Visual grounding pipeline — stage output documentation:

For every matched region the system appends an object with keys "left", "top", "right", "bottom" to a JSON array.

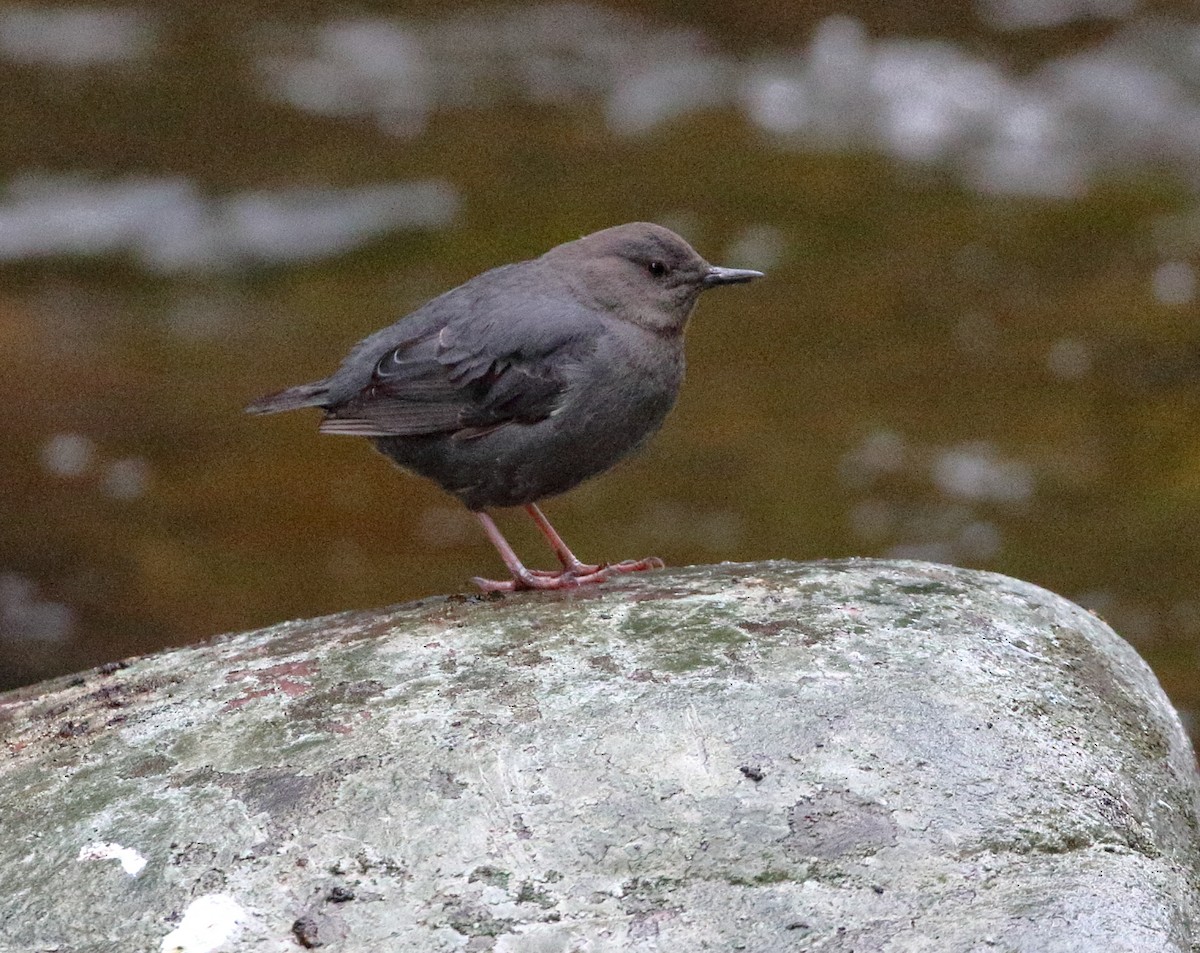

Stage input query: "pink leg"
[
  {"left": 524, "top": 504, "right": 664, "bottom": 578},
  {"left": 471, "top": 511, "right": 611, "bottom": 592},
  {"left": 524, "top": 504, "right": 601, "bottom": 574}
]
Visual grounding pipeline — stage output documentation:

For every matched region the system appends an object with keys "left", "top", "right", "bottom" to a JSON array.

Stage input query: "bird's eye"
[{"left": 648, "top": 261, "right": 668, "bottom": 277}]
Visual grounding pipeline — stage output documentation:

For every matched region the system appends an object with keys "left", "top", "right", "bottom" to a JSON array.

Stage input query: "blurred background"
[{"left": 1, "top": 0, "right": 1198, "bottom": 739}]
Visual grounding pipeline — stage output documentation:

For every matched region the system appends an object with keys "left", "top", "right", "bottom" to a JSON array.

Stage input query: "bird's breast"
[
  {"left": 569, "top": 326, "right": 682, "bottom": 411},
  {"left": 546, "top": 327, "right": 683, "bottom": 465}
]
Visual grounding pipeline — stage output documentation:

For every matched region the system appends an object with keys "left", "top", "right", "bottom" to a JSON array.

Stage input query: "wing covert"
[{"left": 319, "top": 282, "right": 594, "bottom": 439}]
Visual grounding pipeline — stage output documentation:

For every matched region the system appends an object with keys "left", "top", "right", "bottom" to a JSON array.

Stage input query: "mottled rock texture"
[{"left": 1, "top": 559, "right": 1197, "bottom": 953}]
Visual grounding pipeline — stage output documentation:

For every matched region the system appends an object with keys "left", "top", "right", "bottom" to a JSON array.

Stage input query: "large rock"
[{"left": 0, "top": 559, "right": 1197, "bottom": 952}]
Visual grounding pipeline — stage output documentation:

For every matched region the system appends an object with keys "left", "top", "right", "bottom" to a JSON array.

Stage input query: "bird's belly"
[{"left": 374, "top": 353, "right": 682, "bottom": 510}]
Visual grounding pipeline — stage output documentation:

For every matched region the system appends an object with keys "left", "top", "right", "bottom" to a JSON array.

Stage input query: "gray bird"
[{"left": 246, "top": 222, "right": 763, "bottom": 591}]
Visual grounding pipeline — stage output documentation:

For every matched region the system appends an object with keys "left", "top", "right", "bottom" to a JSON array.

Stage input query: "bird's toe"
[
  {"left": 471, "top": 575, "right": 521, "bottom": 593},
  {"left": 605, "top": 556, "right": 665, "bottom": 574}
]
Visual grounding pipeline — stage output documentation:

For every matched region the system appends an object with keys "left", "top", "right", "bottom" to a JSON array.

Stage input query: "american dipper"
[{"left": 246, "top": 222, "right": 763, "bottom": 591}]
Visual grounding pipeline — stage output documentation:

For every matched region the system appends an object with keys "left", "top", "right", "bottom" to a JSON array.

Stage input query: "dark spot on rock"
[
  {"left": 291, "top": 915, "right": 322, "bottom": 948},
  {"left": 588, "top": 654, "right": 620, "bottom": 675},
  {"left": 98, "top": 660, "right": 129, "bottom": 676},
  {"left": 740, "top": 764, "right": 766, "bottom": 782},
  {"left": 738, "top": 620, "right": 787, "bottom": 637},
  {"left": 482, "top": 644, "right": 551, "bottom": 667},
  {"left": 629, "top": 909, "right": 678, "bottom": 939},
  {"left": 223, "top": 688, "right": 274, "bottom": 711},
  {"left": 43, "top": 702, "right": 70, "bottom": 719},
  {"left": 94, "top": 685, "right": 125, "bottom": 709},
  {"left": 783, "top": 790, "right": 898, "bottom": 860},
  {"left": 430, "top": 769, "right": 467, "bottom": 799},
  {"left": 67, "top": 675, "right": 85, "bottom": 687},
  {"left": 872, "top": 885, "right": 885, "bottom": 894},
  {"left": 629, "top": 669, "right": 664, "bottom": 683},
  {"left": 170, "top": 842, "right": 218, "bottom": 867},
  {"left": 786, "top": 922, "right": 809, "bottom": 931},
  {"left": 326, "top": 611, "right": 402, "bottom": 646},
  {"left": 57, "top": 719, "right": 89, "bottom": 738},
  {"left": 237, "top": 769, "right": 321, "bottom": 821},
  {"left": 171, "top": 765, "right": 217, "bottom": 789},
  {"left": 740, "top": 619, "right": 827, "bottom": 646},
  {"left": 326, "top": 886, "right": 355, "bottom": 903},
  {"left": 468, "top": 866, "right": 510, "bottom": 889},
  {"left": 194, "top": 867, "right": 227, "bottom": 893},
  {"left": 124, "top": 675, "right": 182, "bottom": 696},
  {"left": 286, "top": 679, "right": 385, "bottom": 725},
  {"left": 729, "top": 869, "right": 794, "bottom": 886},
  {"left": 362, "top": 851, "right": 406, "bottom": 877},
  {"left": 515, "top": 881, "right": 552, "bottom": 906},
  {"left": 443, "top": 899, "right": 514, "bottom": 938}
]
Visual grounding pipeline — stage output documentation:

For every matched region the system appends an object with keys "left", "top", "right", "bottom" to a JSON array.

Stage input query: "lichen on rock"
[{"left": 0, "top": 559, "right": 1197, "bottom": 951}]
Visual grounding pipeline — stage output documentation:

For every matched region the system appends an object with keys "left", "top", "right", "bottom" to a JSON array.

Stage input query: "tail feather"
[{"left": 245, "top": 380, "right": 330, "bottom": 415}]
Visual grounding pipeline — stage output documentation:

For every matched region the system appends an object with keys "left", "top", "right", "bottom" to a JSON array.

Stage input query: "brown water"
[{"left": 1, "top": 1, "right": 1197, "bottom": 738}]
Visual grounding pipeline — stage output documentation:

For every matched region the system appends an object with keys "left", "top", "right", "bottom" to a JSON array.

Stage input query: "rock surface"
[{"left": 0, "top": 559, "right": 1197, "bottom": 952}]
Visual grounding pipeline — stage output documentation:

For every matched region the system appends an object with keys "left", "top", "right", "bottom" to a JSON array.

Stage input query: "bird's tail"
[{"left": 244, "top": 380, "right": 330, "bottom": 415}]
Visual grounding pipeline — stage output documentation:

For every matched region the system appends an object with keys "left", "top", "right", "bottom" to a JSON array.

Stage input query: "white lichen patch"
[
  {"left": 160, "top": 894, "right": 247, "bottom": 953},
  {"left": 77, "top": 840, "right": 147, "bottom": 876}
]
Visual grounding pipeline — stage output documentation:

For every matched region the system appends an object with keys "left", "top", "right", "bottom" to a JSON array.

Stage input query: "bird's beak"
[{"left": 703, "top": 266, "right": 765, "bottom": 287}]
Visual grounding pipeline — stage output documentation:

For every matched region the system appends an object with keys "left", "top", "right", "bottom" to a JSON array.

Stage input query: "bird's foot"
[
  {"left": 603, "top": 556, "right": 665, "bottom": 574},
  {"left": 530, "top": 556, "right": 663, "bottom": 578},
  {"left": 472, "top": 566, "right": 609, "bottom": 593},
  {"left": 471, "top": 556, "right": 664, "bottom": 593}
]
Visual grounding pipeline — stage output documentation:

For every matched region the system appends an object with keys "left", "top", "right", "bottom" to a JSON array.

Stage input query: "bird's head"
[{"left": 546, "top": 222, "right": 764, "bottom": 336}]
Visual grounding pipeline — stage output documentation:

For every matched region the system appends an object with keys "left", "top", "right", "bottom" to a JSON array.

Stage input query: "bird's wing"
[{"left": 319, "top": 281, "right": 593, "bottom": 439}]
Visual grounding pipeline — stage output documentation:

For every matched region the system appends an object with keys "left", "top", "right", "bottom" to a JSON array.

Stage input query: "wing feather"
[{"left": 319, "top": 274, "right": 594, "bottom": 438}]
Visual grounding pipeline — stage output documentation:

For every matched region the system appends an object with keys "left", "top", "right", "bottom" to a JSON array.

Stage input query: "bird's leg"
[
  {"left": 470, "top": 511, "right": 610, "bottom": 592},
  {"left": 523, "top": 504, "right": 601, "bottom": 576},
  {"left": 524, "top": 503, "right": 665, "bottom": 578}
]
